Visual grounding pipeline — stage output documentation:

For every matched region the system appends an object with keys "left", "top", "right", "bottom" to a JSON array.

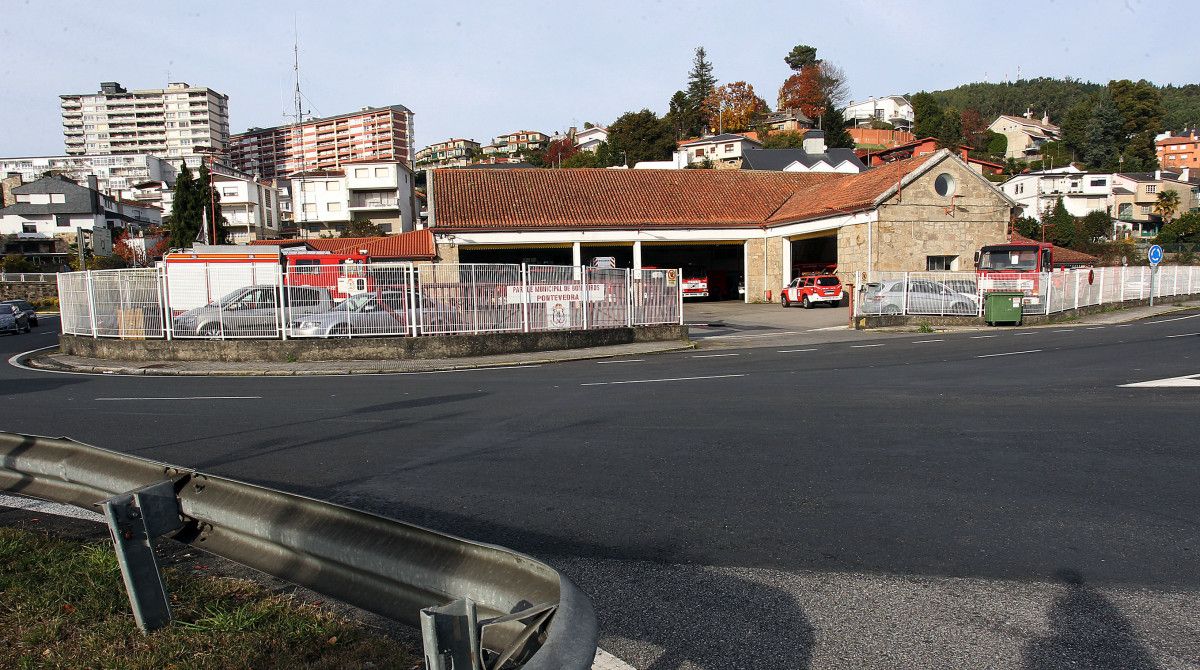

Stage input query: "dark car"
[
  {"left": 1, "top": 300, "right": 37, "bottom": 327},
  {"left": 1, "top": 303, "right": 31, "bottom": 334}
]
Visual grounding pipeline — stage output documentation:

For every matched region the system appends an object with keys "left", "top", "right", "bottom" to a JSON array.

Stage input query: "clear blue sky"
[{"left": 0, "top": 0, "right": 1193, "bottom": 156}]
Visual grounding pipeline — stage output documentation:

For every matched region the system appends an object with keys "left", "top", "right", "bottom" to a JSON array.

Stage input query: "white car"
[{"left": 860, "top": 279, "right": 978, "bottom": 316}]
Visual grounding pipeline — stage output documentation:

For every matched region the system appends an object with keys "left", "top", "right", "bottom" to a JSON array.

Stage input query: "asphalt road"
[{"left": 2, "top": 313, "right": 1199, "bottom": 669}]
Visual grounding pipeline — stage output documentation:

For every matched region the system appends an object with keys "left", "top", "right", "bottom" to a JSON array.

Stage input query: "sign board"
[
  {"left": 337, "top": 276, "right": 368, "bottom": 295},
  {"left": 1148, "top": 244, "right": 1164, "bottom": 266},
  {"left": 505, "top": 283, "right": 605, "bottom": 305},
  {"left": 545, "top": 300, "right": 572, "bottom": 329},
  {"left": 665, "top": 269, "right": 678, "bottom": 286},
  {"left": 91, "top": 227, "right": 113, "bottom": 256}
]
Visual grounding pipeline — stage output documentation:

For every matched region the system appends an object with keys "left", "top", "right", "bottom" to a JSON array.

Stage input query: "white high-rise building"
[{"left": 60, "top": 81, "right": 230, "bottom": 165}]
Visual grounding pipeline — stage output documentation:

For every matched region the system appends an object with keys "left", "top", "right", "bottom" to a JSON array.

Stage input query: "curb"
[{"left": 20, "top": 341, "right": 696, "bottom": 377}]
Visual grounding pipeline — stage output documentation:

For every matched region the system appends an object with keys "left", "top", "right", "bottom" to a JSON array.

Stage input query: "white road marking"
[
  {"left": 1052, "top": 329, "right": 1075, "bottom": 333},
  {"left": 703, "top": 331, "right": 797, "bottom": 340},
  {"left": 970, "top": 335, "right": 998, "bottom": 339},
  {"left": 1120, "top": 373, "right": 1200, "bottom": 388},
  {"left": 1014, "top": 332, "right": 1036, "bottom": 336},
  {"left": 692, "top": 353, "right": 740, "bottom": 358},
  {"left": 1166, "top": 332, "right": 1200, "bottom": 338},
  {"left": 977, "top": 349, "right": 1042, "bottom": 358},
  {"left": 912, "top": 339, "right": 944, "bottom": 343},
  {"left": 777, "top": 348, "right": 818, "bottom": 353},
  {"left": 806, "top": 326, "right": 848, "bottom": 332},
  {"left": 95, "top": 396, "right": 263, "bottom": 401},
  {"left": 850, "top": 344, "right": 884, "bottom": 348},
  {"left": 1114, "top": 324, "right": 1134, "bottom": 328},
  {"left": 581, "top": 374, "right": 746, "bottom": 387},
  {"left": 1085, "top": 326, "right": 1106, "bottom": 330},
  {"left": 597, "top": 359, "right": 644, "bottom": 364},
  {"left": 1145, "top": 313, "right": 1200, "bottom": 324}
]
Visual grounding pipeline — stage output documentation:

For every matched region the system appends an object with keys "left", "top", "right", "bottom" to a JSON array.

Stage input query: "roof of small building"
[
  {"left": 248, "top": 229, "right": 436, "bottom": 259},
  {"left": 740, "top": 148, "right": 865, "bottom": 172},
  {"left": 678, "top": 133, "right": 764, "bottom": 148},
  {"left": 431, "top": 151, "right": 971, "bottom": 232}
]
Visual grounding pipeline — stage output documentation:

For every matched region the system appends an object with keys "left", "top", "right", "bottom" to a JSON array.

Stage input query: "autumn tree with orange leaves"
[{"left": 705, "top": 81, "right": 770, "bottom": 133}]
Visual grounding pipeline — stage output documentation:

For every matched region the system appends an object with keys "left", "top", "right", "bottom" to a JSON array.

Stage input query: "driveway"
[{"left": 684, "top": 299, "right": 848, "bottom": 336}]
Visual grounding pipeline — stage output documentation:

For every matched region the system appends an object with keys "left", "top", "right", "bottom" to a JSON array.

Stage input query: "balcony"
[{"left": 348, "top": 192, "right": 398, "bottom": 209}]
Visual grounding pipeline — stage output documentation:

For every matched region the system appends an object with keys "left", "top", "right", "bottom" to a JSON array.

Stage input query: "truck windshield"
[{"left": 979, "top": 248, "right": 1038, "bottom": 271}]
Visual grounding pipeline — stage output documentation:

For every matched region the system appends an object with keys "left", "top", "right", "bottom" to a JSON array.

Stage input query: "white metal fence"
[
  {"left": 57, "top": 262, "right": 683, "bottom": 340},
  {"left": 854, "top": 265, "right": 1200, "bottom": 318}
]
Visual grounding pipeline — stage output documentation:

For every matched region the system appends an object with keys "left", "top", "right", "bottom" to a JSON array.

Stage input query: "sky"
[{"left": 0, "top": 0, "right": 1195, "bottom": 157}]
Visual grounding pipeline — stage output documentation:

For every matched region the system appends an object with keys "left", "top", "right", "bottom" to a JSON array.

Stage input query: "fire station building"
[{"left": 426, "top": 150, "right": 1016, "bottom": 301}]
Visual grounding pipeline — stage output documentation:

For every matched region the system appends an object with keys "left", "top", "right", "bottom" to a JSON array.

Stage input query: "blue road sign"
[{"left": 1148, "top": 245, "right": 1164, "bottom": 266}]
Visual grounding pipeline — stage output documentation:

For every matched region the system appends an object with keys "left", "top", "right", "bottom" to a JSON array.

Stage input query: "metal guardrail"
[
  {"left": 0, "top": 272, "right": 57, "bottom": 283},
  {"left": 0, "top": 432, "right": 597, "bottom": 669}
]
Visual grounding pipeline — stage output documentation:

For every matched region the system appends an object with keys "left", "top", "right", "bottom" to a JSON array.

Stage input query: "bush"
[{"left": 33, "top": 296, "right": 59, "bottom": 310}]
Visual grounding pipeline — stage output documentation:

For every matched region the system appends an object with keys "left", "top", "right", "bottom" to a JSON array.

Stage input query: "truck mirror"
[{"left": 973, "top": 251, "right": 980, "bottom": 267}]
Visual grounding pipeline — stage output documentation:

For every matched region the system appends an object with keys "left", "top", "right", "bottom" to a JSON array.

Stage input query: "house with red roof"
[{"left": 425, "top": 149, "right": 1016, "bottom": 301}]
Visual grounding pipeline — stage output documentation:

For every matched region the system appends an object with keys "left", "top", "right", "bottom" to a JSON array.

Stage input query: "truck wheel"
[
  {"left": 781, "top": 295, "right": 790, "bottom": 308},
  {"left": 802, "top": 296, "right": 812, "bottom": 309}
]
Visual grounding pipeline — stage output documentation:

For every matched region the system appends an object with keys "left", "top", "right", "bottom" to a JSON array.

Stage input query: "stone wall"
[
  {"left": 0, "top": 281, "right": 57, "bottom": 303},
  {"left": 58, "top": 324, "right": 689, "bottom": 363}
]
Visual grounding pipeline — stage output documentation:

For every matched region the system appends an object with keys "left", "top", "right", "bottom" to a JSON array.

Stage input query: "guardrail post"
[
  {"left": 101, "top": 479, "right": 184, "bottom": 632},
  {"left": 421, "top": 598, "right": 482, "bottom": 670}
]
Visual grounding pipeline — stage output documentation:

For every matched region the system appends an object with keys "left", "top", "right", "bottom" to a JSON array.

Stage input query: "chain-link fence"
[
  {"left": 854, "top": 266, "right": 1200, "bottom": 318},
  {"left": 56, "top": 262, "right": 684, "bottom": 340}
]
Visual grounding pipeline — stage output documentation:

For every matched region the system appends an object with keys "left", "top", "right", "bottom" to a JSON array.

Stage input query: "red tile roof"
[
  {"left": 433, "top": 168, "right": 844, "bottom": 231},
  {"left": 766, "top": 154, "right": 936, "bottom": 223},
  {"left": 246, "top": 229, "right": 436, "bottom": 259}
]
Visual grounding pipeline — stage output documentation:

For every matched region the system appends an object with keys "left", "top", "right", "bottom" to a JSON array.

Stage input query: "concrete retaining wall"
[
  {"left": 0, "top": 281, "right": 57, "bottom": 303},
  {"left": 60, "top": 325, "right": 688, "bottom": 363},
  {"left": 853, "top": 294, "right": 1200, "bottom": 329}
]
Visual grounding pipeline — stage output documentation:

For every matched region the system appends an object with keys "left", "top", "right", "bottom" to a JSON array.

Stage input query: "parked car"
[
  {"left": 172, "top": 285, "right": 334, "bottom": 337},
  {"left": 859, "top": 279, "right": 979, "bottom": 315},
  {"left": 290, "top": 288, "right": 465, "bottom": 337},
  {"left": 1, "top": 300, "right": 38, "bottom": 327},
  {"left": 1, "top": 303, "right": 31, "bottom": 334},
  {"left": 781, "top": 274, "right": 843, "bottom": 308}
]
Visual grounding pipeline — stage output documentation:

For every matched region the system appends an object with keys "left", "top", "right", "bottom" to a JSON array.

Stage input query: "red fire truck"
[{"left": 975, "top": 241, "right": 1055, "bottom": 306}]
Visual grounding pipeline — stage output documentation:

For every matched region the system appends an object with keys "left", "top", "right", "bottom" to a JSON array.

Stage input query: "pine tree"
[
  {"left": 819, "top": 100, "right": 854, "bottom": 149},
  {"left": 685, "top": 47, "right": 717, "bottom": 136},
  {"left": 1082, "top": 95, "right": 1125, "bottom": 170},
  {"left": 169, "top": 164, "right": 198, "bottom": 248},
  {"left": 196, "top": 165, "right": 229, "bottom": 244}
]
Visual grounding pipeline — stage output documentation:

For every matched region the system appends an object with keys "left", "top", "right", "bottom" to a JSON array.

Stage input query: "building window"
[
  {"left": 724, "top": 143, "right": 735, "bottom": 152},
  {"left": 222, "top": 187, "right": 237, "bottom": 196},
  {"left": 926, "top": 255, "right": 958, "bottom": 271},
  {"left": 302, "top": 203, "right": 316, "bottom": 214},
  {"left": 933, "top": 172, "right": 957, "bottom": 197},
  {"left": 355, "top": 168, "right": 368, "bottom": 178},
  {"left": 327, "top": 202, "right": 342, "bottom": 212},
  {"left": 1140, "top": 205, "right": 1152, "bottom": 215},
  {"left": 325, "top": 180, "right": 339, "bottom": 191},
  {"left": 301, "top": 182, "right": 315, "bottom": 192},
  {"left": 374, "top": 167, "right": 388, "bottom": 177},
  {"left": 1089, "top": 179, "right": 1106, "bottom": 187},
  {"left": 56, "top": 215, "right": 71, "bottom": 227},
  {"left": 1117, "top": 203, "right": 1132, "bottom": 219},
  {"left": 1146, "top": 185, "right": 1157, "bottom": 194},
  {"left": 695, "top": 148, "right": 706, "bottom": 157},
  {"left": 22, "top": 224, "right": 37, "bottom": 233},
  {"left": 50, "top": 194, "right": 65, "bottom": 204}
]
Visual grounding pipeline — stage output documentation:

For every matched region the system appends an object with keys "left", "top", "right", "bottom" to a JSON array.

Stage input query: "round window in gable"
[{"left": 934, "top": 172, "right": 957, "bottom": 197}]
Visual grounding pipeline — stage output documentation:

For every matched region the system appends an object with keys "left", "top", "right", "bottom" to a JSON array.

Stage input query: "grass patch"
[
  {"left": 915, "top": 322, "right": 935, "bottom": 333},
  {"left": 0, "top": 526, "right": 419, "bottom": 670}
]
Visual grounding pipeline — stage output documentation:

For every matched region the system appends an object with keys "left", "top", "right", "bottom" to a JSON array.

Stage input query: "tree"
[
  {"left": 777, "top": 66, "right": 826, "bottom": 120},
  {"left": 196, "top": 165, "right": 228, "bottom": 244},
  {"left": 1081, "top": 94, "right": 1125, "bottom": 170},
  {"left": 542, "top": 137, "right": 579, "bottom": 167},
  {"left": 1156, "top": 211, "right": 1200, "bottom": 244},
  {"left": 169, "top": 164, "right": 199, "bottom": 248},
  {"left": 1013, "top": 216, "right": 1041, "bottom": 239},
  {"left": 2, "top": 253, "right": 35, "bottom": 273},
  {"left": 342, "top": 214, "right": 386, "bottom": 238},
  {"left": 685, "top": 47, "right": 718, "bottom": 137},
  {"left": 607, "top": 110, "right": 676, "bottom": 166},
  {"left": 911, "top": 92, "right": 945, "bottom": 139},
  {"left": 984, "top": 131, "right": 1008, "bottom": 157},
  {"left": 1154, "top": 189, "right": 1181, "bottom": 223},
  {"left": 762, "top": 130, "right": 807, "bottom": 149},
  {"left": 1043, "top": 197, "right": 1076, "bottom": 248},
  {"left": 1109, "top": 78, "right": 1164, "bottom": 169},
  {"left": 820, "top": 101, "right": 854, "bottom": 149},
  {"left": 960, "top": 108, "right": 989, "bottom": 149},
  {"left": 665, "top": 90, "right": 696, "bottom": 141},
  {"left": 936, "top": 105, "right": 963, "bottom": 148},
  {"left": 1079, "top": 210, "right": 1112, "bottom": 242},
  {"left": 706, "top": 81, "right": 769, "bottom": 133},
  {"left": 784, "top": 44, "right": 819, "bottom": 71}
]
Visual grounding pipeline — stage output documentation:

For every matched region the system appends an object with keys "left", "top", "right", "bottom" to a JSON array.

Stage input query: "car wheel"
[
  {"left": 197, "top": 323, "right": 222, "bottom": 338},
  {"left": 883, "top": 304, "right": 901, "bottom": 315},
  {"left": 30, "top": 318, "right": 38, "bottom": 328},
  {"left": 328, "top": 323, "right": 351, "bottom": 337},
  {"left": 950, "top": 302, "right": 971, "bottom": 315},
  {"left": 802, "top": 296, "right": 812, "bottom": 309},
  {"left": 781, "top": 295, "right": 790, "bottom": 308}
]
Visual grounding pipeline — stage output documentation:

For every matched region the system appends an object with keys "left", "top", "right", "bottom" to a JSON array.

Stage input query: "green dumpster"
[{"left": 985, "top": 292, "right": 1024, "bottom": 326}]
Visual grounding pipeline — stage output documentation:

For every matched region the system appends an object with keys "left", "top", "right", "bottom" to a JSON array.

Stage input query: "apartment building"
[
  {"left": 1111, "top": 171, "right": 1198, "bottom": 238},
  {"left": 1157, "top": 129, "right": 1200, "bottom": 170},
  {"left": 481, "top": 130, "right": 548, "bottom": 157},
  {"left": 229, "top": 105, "right": 414, "bottom": 180},
  {"left": 290, "top": 161, "right": 416, "bottom": 238},
  {"left": 1000, "top": 168, "right": 1112, "bottom": 218},
  {"left": 0, "top": 153, "right": 176, "bottom": 198},
  {"left": 414, "top": 139, "right": 480, "bottom": 169},
  {"left": 843, "top": 96, "right": 914, "bottom": 131},
  {"left": 60, "top": 82, "right": 230, "bottom": 164}
]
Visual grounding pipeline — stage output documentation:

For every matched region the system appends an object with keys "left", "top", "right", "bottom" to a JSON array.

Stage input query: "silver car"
[
  {"left": 291, "top": 288, "right": 465, "bottom": 337},
  {"left": 173, "top": 285, "right": 333, "bottom": 337},
  {"left": 860, "top": 279, "right": 979, "bottom": 316}
]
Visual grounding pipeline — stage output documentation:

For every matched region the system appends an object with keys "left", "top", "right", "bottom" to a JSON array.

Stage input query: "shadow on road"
[{"left": 1023, "top": 568, "right": 1159, "bottom": 670}]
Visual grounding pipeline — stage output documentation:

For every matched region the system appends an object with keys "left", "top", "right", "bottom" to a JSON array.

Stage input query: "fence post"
[
  {"left": 84, "top": 270, "right": 98, "bottom": 338},
  {"left": 1073, "top": 270, "right": 1080, "bottom": 310},
  {"left": 160, "top": 266, "right": 172, "bottom": 341},
  {"left": 902, "top": 271, "right": 910, "bottom": 315},
  {"left": 1120, "top": 266, "right": 1126, "bottom": 302},
  {"left": 277, "top": 265, "right": 288, "bottom": 341},
  {"left": 410, "top": 265, "right": 421, "bottom": 337},
  {"left": 470, "top": 265, "right": 479, "bottom": 334},
  {"left": 520, "top": 264, "right": 530, "bottom": 333},
  {"left": 1139, "top": 266, "right": 1146, "bottom": 301},
  {"left": 678, "top": 267, "right": 684, "bottom": 326},
  {"left": 581, "top": 266, "right": 590, "bottom": 330},
  {"left": 625, "top": 268, "right": 633, "bottom": 328}
]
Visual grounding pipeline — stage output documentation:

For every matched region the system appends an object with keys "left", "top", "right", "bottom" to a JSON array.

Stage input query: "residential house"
[
  {"left": 863, "top": 138, "right": 1004, "bottom": 175},
  {"left": 988, "top": 110, "right": 1061, "bottom": 158},
  {"left": 762, "top": 108, "right": 813, "bottom": 132},
  {"left": 574, "top": 126, "right": 609, "bottom": 152},
  {"left": 843, "top": 96, "right": 914, "bottom": 131},
  {"left": 289, "top": 161, "right": 416, "bottom": 238},
  {"left": 415, "top": 139, "right": 481, "bottom": 169},
  {"left": 481, "top": 130, "right": 549, "bottom": 158},
  {"left": 1111, "top": 170, "right": 1198, "bottom": 238},
  {"left": 425, "top": 150, "right": 1015, "bottom": 300},
  {"left": 1000, "top": 167, "right": 1113, "bottom": 218},
  {"left": 677, "top": 133, "right": 764, "bottom": 167},
  {"left": 740, "top": 131, "right": 865, "bottom": 173},
  {"left": 1157, "top": 129, "right": 1200, "bottom": 171},
  {"left": 0, "top": 153, "right": 177, "bottom": 198}
]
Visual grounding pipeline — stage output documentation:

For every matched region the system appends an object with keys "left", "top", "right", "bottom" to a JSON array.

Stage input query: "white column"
[
  {"left": 781, "top": 237, "right": 793, "bottom": 288},
  {"left": 571, "top": 241, "right": 582, "bottom": 267},
  {"left": 632, "top": 240, "right": 642, "bottom": 270}
]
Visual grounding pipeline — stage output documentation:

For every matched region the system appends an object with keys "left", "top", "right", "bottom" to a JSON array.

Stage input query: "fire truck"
[
  {"left": 974, "top": 241, "right": 1056, "bottom": 306},
  {"left": 680, "top": 265, "right": 709, "bottom": 299}
]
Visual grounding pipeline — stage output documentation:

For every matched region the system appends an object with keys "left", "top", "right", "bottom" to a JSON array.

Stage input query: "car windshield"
[
  {"left": 980, "top": 248, "right": 1038, "bottom": 271},
  {"left": 816, "top": 277, "right": 840, "bottom": 287},
  {"left": 212, "top": 288, "right": 257, "bottom": 307},
  {"left": 333, "top": 293, "right": 376, "bottom": 312}
]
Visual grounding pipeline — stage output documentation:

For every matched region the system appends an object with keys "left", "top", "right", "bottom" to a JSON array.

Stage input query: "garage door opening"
[
  {"left": 641, "top": 243, "right": 744, "bottom": 301},
  {"left": 790, "top": 235, "right": 837, "bottom": 276}
]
